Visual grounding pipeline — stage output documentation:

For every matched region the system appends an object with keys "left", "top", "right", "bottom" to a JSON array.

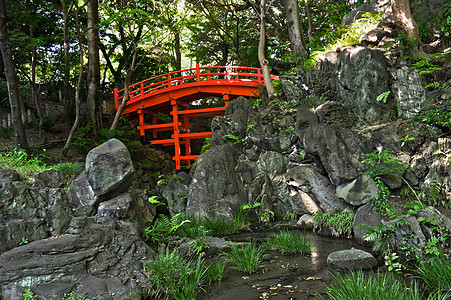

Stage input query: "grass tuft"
[
  {"left": 321, "top": 270, "right": 423, "bottom": 300},
  {"left": 417, "top": 252, "right": 451, "bottom": 295},
  {"left": 266, "top": 230, "right": 311, "bottom": 254},
  {"left": 223, "top": 241, "right": 264, "bottom": 273},
  {"left": 143, "top": 246, "right": 207, "bottom": 300}
]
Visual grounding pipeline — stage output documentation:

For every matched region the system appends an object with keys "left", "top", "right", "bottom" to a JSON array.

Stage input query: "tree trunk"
[
  {"left": 61, "top": 0, "right": 70, "bottom": 104},
  {"left": 110, "top": 41, "right": 137, "bottom": 132},
  {"left": 304, "top": 0, "right": 313, "bottom": 43},
  {"left": 30, "top": 25, "right": 43, "bottom": 138},
  {"left": 258, "top": 0, "right": 274, "bottom": 98},
  {"left": 87, "top": 0, "right": 101, "bottom": 129},
  {"left": 174, "top": 31, "right": 182, "bottom": 70},
  {"left": 391, "top": 0, "right": 423, "bottom": 55},
  {"left": 0, "top": 0, "right": 28, "bottom": 150},
  {"left": 285, "top": 0, "right": 307, "bottom": 57},
  {"left": 62, "top": 3, "right": 83, "bottom": 158}
]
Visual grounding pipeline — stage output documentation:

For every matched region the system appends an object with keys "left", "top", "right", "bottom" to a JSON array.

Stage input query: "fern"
[
  {"left": 429, "top": 181, "right": 441, "bottom": 206},
  {"left": 376, "top": 91, "right": 391, "bottom": 103}
]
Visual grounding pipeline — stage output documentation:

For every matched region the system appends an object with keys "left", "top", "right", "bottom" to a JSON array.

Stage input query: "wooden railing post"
[
  {"left": 140, "top": 82, "right": 144, "bottom": 97},
  {"left": 196, "top": 63, "right": 200, "bottom": 83},
  {"left": 168, "top": 73, "right": 171, "bottom": 89},
  {"left": 113, "top": 88, "right": 118, "bottom": 109}
]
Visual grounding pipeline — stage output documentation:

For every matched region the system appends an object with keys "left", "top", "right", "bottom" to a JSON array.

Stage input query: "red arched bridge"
[{"left": 114, "top": 64, "right": 277, "bottom": 169}]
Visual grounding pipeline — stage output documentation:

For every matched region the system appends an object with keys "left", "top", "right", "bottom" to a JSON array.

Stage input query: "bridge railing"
[{"left": 114, "top": 64, "right": 269, "bottom": 110}]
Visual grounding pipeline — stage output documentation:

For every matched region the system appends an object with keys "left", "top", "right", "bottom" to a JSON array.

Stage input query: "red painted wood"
[{"left": 114, "top": 64, "right": 277, "bottom": 169}]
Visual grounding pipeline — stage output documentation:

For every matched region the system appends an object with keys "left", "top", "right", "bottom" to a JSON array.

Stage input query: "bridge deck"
[{"left": 114, "top": 64, "right": 275, "bottom": 169}]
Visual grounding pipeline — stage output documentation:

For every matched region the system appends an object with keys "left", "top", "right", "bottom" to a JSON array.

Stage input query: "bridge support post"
[
  {"left": 137, "top": 109, "right": 145, "bottom": 137},
  {"left": 171, "top": 99, "right": 181, "bottom": 170}
]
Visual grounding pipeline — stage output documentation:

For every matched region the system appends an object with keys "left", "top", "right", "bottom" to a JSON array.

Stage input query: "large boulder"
[
  {"left": 187, "top": 143, "right": 247, "bottom": 220},
  {"left": 336, "top": 175, "right": 377, "bottom": 206},
  {"left": 327, "top": 249, "right": 377, "bottom": 270},
  {"left": 300, "top": 124, "right": 370, "bottom": 185},
  {"left": 85, "top": 138, "right": 135, "bottom": 200},
  {"left": 0, "top": 217, "right": 154, "bottom": 300},
  {"left": 156, "top": 176, "right": 189, "bottom": 216},
  {"left": 353, "top": 203, "right": 383, "bottom": 246},
  {"left": 70, "top": 139, "right": 135, "bottom": 208}
]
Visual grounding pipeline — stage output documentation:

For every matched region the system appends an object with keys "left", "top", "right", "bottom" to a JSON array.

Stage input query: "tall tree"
[
  {"left": 284, "top": 0, "right": 307, "bottom": 57},
  {"left": 87, "top": 0, "right": 101, "bottom": 128},
  {"left": 258, "top": 0, "right": 274, "bottom": 97},
  {"left": 391, "top": 0, "right": 423, "bottom": 55},
  {"left": 0, "top": 0, "right": 28, "bottom": 149}
]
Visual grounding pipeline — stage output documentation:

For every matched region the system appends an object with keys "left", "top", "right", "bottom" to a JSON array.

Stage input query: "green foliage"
[
  {"left": 368, "top": 178, "right": 400, "bottom": 219},
  {"left": 204, "top": 259, "right": 225, "bottom": 284},
  {"left": 223, "top": 241, "right": 264, "bottom": 273},
  {"left": 417, "top": 252, "right": 451, "bottom": 295},
  {"left": 361, "top": 150, "right": 411, "bottom": 178},
  {"left": 399, "top": 135, "right": 415, "bottom": 147},
  {"left": 188, "top": 237, "right": 208, "bottom": 255},
  {"left": 321, "top": 270, "right": 423, "bottom": 300},
  {"left": 313, "top": 208, "right": 355, "bottom": 236},
  {"left": 0, "top": 127, "right": 13, "bottom": 139},
  {"left": 52, "top": 162, "right": 84, "bottom": 176},
  {"left": 224, "top": 134, "right": 244, "bottom": 144},
  {"left": 19, "top": 288, "right": 93, "bottom": 300},
  {"left": 265, "top": 230, "right": 311, "bottom": 254},
  {"left": 143, "top": 246, "right": 207, "bottom": 300},
  {"left": 200, "top": 137, "right": 212, "bottom": 154},
  {"left": 148, "top": 195, "right": 167, "bottom": 209},
  {"left": 376, "top": 91, "right": 391, "bottom": 103},
  {"left": 144, "top": 213, "right": 191, "bottom": 243},
  {"left": 439, "top": 4, "right": 451, "bottom": 36},
  {"left": 0, "top": 148, "right": 48, "bottom": 182},
  {"left": 19, "top": 237, "right": 29, "bottom": 246},
  {"left": 412, "top": 58, "right": 441, "bottom": 76},
  {"left": 72, "top": 123, "right": 95, "bottom": 152},
  {"left": 304, "top": 12, "right": 384, "bottom": 70},
  {"left": 360, "top": 219, "right": 406, "bottom": 255}
]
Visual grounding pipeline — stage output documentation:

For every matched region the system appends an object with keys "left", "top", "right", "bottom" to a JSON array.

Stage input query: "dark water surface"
[{"left": 201, "top": 231, "right": 373, "bottom": 300}]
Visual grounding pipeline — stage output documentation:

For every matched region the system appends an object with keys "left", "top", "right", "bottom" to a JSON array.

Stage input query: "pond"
[{"left": 201, "top": 231, "right": 374, "bottom": 300}]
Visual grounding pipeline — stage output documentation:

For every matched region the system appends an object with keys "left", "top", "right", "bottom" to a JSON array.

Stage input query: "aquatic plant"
[
  {"left": 265, "top": 230, "right": 311, "bottom": 254},
  {"left": 204, "top": 259, "right": 226, "bottom": 284},
  {"left": 143, "top": 246, "right": 207, "bottom": 300},
  {"left": 321, "top": 270, "right": 423, "bottom": 300},
  {"left": 417, "top": 251, "right": 451, "bottom": 295},
  {"left": 313, "top": 208, "right": 355, "bottom": 236},
  {"left": 223, "top": 241, "right": 264, "bottom": 273}
]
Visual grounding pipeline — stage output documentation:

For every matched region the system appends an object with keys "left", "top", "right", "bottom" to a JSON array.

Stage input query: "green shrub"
[
  {"left": 223, "top": 241, "right": 264, "bottom": 273},
  {"left": 321, "top": 270, "right": 423, "bottom": 300},
  {"left": 266, "top": 230, "right": 311, "bottom": 254},
  {"left": 52, "top": 162, "right": 84, "bottom": 176},
  {"left": 417, "top": 252, "right": 451, "bottom": 295},
  {"left": 144, "top": 213, "right": 191, "bottom": 243},
  {"left": 313, "top": 208, "right": 355, "bottom": 236},
  {"left": 204, "top": 259, "right": 226, "bottom": 284},
  {"left": 361, "top": 150, "right": 411, "bottom": 179},
  {"left": 143, "top": 246, "right": 207, "bottom": 300}
]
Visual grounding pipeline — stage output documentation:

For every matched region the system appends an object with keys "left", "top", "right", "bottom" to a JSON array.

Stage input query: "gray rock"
[
  {"left": 0, "top": 219, "right": 50, "bottom": 254},
  {"left": 335, "top": 46, "right": 392, "bottom": 126},
  {"left": 0, "top": 169, "right": 20, "bottom": 186},
  {"left": 247, "top": 173, "right": 274, "bottom": 212},
  {"left": 280, "top": 72, "right": 309, "bottom": 104},
  {"left": 391, "top": 65, "right": 426, "bottom": 118},
  {"left": 353, "top": 203, "right": 383, "bottom": 246},
  {"left": 156, "top": 177, "right": 189, "bottom": 216},
  {"left": 85, "top": 138, "right": 134, "bottom": 200},
  {"left": 337, "top": 175, "right": 377, "bottom": 206},
  {"left": 69, "top": 171, "right": 97, "bottom": 207},
  {"left": 417, "top": 206, "right": 451, "bottom": 230},
  {"left": 300, "top": 124, "right": 370, "bottom": 185},
  {"left": 258, "top": 151, "right": 288, "bottom": 175},
  {"left": 385, "top": 216, "right": 426, "bottom": 254},
  {"left": 97, "top": 192, "right": 132, "bottom": 219},
  {"left": 286, "top": 166, "right": 348, "bottom": 212},
  {"left": 380, "top": 173, "right": 403, "bottom": 189},
  {"left": 315, "top": 101, "right": 357, "bottom": 129},
  {"left": 33, "top": 169, "right": 67, "bottom": 188},
  {"left": 297, "top": 214, "right": 314, "bottom": 229},
  {"left": 327, "top": 249, "right": 377, "bottom": 270},
  {"left": 0, "top": 217, "right": 154, "bottom": 300},
  {"left": 187, "top": 143, "right": 246, "bottom": 220}
]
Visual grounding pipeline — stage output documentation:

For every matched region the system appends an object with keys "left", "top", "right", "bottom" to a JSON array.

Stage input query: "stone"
[
  {"left": 258, "top": 151, "right": 288, "bottom": 176},
  {"left": 69, "top": 171, "right": 97, "bottom": 207},
  {"left": 353, "top": 203, "right": 383, "bottom": 246},
  {"left": 300, "top": 124, "right": 370, "bottom": 185},
  {"left": 417, "top": 206, "right": 451, "bottom": 231},
  {"left": 97, "top": 192, "right": 132, "bottom": 219},
  {"left": 286, "top": 165, "right": 348, "bottom": 212},
  {"left": 33, "top": 169, "right": 67, "bottom": 188},
  {"left": 327, "top": 249, "right": 377, "bottom": 270},
  {"left": 380, "top": 173, "right": 403, "bottom": 189},
  {"left": 187, "top": 143, "right": 247, "bottom": 220},
  {"left": 336, "top": 175, "right": 377, "bottom": 206},
  {"left": 156, "top": 176, "right": 189, "bottom": 216},
  {"left": 385, "top": 216, "right": 426, "bottom": 254},
  {"left": 279, "top": 72, "right": 309, "bottom": 104},
  {"left": 0, "top": 217, "right": 154, "bottom": 300},
  {"left": 315, "top": 101, "right": 357, "bottom": 129},
  {"left": 297, "top": 214, "right": 314, "bottom": 229},
  {"left": 335, "top": 46, "right": 392, "bottom": 125},
  {"left": 0, "top": 169, "right": 20, "bottom": 186},
  {"left": 85, "top": 138, "right": 134, "bottom": 200}
]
